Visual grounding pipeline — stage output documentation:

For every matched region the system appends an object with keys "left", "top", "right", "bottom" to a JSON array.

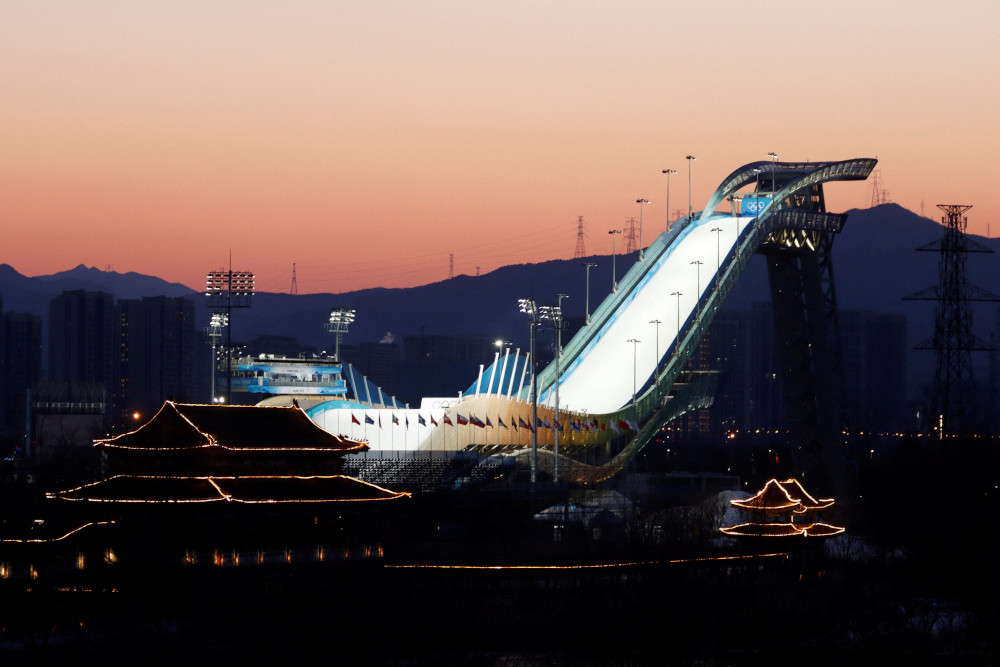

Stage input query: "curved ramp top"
[{"left": 529, "top": 158, "right": 876, "bottom": 416}]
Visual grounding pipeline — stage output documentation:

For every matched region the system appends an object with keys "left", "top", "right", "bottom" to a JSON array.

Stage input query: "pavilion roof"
[
  {"left": 96, "top": 401, "right": 367, "bottom": 454},
  {"left": 49, "top": 475, "right": 408, "bottom": 504},
  {"left": 719, "top": 522, "right": 845, "bottom": 538},
  {"left": 731, "top": 478, "right": 834, "bottom": 514}
]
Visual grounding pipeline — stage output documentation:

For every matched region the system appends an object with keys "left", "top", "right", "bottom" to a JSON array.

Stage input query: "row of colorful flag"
[{"left": 348, "top": 413, "right": 641, "bottom": 433}]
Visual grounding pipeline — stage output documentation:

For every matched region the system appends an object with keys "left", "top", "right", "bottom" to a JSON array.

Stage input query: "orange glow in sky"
[{"left": 4, "top": 2, "right": 999, "bottom": 294}]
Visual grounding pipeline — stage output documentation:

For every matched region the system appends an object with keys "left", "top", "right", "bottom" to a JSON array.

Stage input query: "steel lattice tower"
[
  {"left": 573, "top": 216, "right": 587, "bottom": 258},
  {"left": 869, "top": 168, "right": 890, "bottom": 207},
  {"left": 623, "top": 217, "right": 638, "bottom": 254},
  {"left": 905, "top": 204, "right": 998, "bottom": 436}
]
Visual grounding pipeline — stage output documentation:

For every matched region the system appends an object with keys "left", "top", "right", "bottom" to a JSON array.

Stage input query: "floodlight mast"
[
  {"left": 518, "top": 298, "right": 539, "bottom": 485},
  {"left": 205, "top": 313, "right": 228, "bottom": 401},
  {"left": 540, "top": 295, "right": 567, "bottom": 483},
  {"left": 325, "top": 308, "right": 357, "bottom": 362},
  {"left": 206, "top": 267, "right": 255, "bottom": 403}
]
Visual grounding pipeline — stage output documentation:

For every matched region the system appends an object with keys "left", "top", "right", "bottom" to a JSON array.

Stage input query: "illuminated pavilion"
[
  {"left": 50, "top": 399, "right": 408, "bottom": 509},
  {"left": 719, "top": 478, "right": 844, "bottom": 538},
  {"left": 0, "top": 402, "right": 409, "bottom": 586}
]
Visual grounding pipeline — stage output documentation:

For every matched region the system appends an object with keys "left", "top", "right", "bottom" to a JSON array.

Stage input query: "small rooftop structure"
[{"left": 720, "top": 478, "right": 843, "bottom": 538}]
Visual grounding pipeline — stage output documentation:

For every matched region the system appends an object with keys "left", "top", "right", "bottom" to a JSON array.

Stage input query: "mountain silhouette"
[{"left": 4, "top": 204, "right": 999, "bottom": 392}]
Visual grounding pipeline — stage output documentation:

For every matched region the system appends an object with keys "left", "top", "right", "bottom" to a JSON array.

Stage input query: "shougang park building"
[{"left": 267, "top": 159, "right": 876, "bottom": 479}]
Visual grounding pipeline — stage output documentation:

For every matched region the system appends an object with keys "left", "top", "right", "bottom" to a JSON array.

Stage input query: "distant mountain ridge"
[
  {"left": 4, "top": 205, "right": 999, "bottom": 372},
  {"left": 0, "top": 263, "right": 196, "bottom": 315}
]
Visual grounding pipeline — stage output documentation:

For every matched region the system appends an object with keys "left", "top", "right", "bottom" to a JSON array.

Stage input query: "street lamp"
[
  {"left": 649, "top": 319, "right": 661, "bottom": 385},
  {"left": 325, "top": 308, "right": 357, "bottom": 362},
  {"left": 767, "top": 152, "right": 778, "bottom": 193},
  {"left": 711, "top": 227, "right": 723, "bottom": 274},
  {"left": 726, "top": 195, "right": 742, "bottom": 260},
  {"left": 691, "top": 260, "right": 703, "bottom": 320},
  {"left": 582, "top": 262, "right": 597, "bottom": 324},
  {"left": 608, "top": 229, "right": 622, "bottom": 293},
  {"left": 662, "top": 169, "right": 677, "bottom": 232},
  {"left": 686, "top": 155, "right": 696, "bottom": 220},
  {"left": 751, "top": 166, "right": 765, "bottom": 221},
  {"left": 626, "top": 338, "right": 641, "bottom": 411},
  {"left": 671, "top": 291, "right": 683, "bottom": 351},
  {"left": 518, "top": 297, "right": 540, "bottom": 485},
  {"left": 636, "top": 198, "right": 650, "bottom": 260}
]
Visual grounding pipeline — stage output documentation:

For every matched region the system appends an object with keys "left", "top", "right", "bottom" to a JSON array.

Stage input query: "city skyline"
[{"left": 4, "top": 1, "right": 998, "bottom": 294}]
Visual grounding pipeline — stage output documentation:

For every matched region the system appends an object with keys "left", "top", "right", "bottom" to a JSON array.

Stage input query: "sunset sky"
[{"left": 4, "top": 1, "right": 998, "bottom": 294}]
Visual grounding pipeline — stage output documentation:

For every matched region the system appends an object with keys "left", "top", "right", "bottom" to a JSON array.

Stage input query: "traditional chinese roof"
[
  {"left": 730, "top": 478, "right": 834, "bottom": 515},
  {"left": 96, "top": 401, "right": 367, "bottom": 454},
  {"left": 719, "top": 522, "right": 845, "bottom": 538},
  {"left": 49, "top": 475, "right": 409, "bottom": 504}
]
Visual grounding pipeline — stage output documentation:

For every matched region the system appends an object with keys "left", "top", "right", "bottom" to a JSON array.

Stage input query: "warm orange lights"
[
  {"left": 721, "top": 478, "right": 844, "bottom": 539},
  {"left": 49, "top": 474, "right": 410, "bottom": 504}
]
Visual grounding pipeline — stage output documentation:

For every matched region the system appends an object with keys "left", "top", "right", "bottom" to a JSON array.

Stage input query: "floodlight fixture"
[
  {"left": 206, "top": 269, "right": 255, "bottom": 308},
  {"left": 205, "top": 265, "right": 254, "bottom": 403},
  {"left": 325, "top": 308, "right": 357, "bottom": 361},
  {"left": 518, "top": 297, "right": 538, "bottom": 321}
]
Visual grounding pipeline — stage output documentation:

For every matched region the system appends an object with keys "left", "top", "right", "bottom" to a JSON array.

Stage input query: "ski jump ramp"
[{"left": 310, "top": 158, "right": 876, "bottom": 456}]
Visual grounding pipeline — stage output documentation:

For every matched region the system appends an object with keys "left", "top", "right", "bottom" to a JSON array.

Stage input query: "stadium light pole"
[
  {"left": 671, "top": 291, "right": 683, "bottom": 354},
  {"left": 686, "top": 155, "right": 696, "bottom": 220},
  {"left": 711, "top": 227, "right": 723, "bottom": 274},
  {"left": 627, "top": 338, "right": 641, "bottom": 412},
  {"left": 691, "top": 260, "right": 703, "bottom": 320},
  {"left": 326, "top": 308, "right": 357, "bottom": 362},
  {"left": 206, "top": 266, "right": 255, "bottom": 404},
  {"left": 636, "top": 198, "right": 650, "bottom": 260},
  {"left": 608, "top": 230, "right": 622, "bottom": 293},
  {"left": 767, "top": 152, "right": 778, "bottom": 193},
  {"left": 518, "top": 297, "right": 540, "bottom": 485},
  {"left": 582, "top": 262, "right": 597, "bottom": 325},
  {"left": 205, "top": 312, "right": 228, "bottom": 402},
  {"left": 729, "top": 194, "right": 743, "bottom": 255},
  {"left": 649, "top": 319, "right": 661, "bottom": 385},
  {"left": 662, "top": 169, "right": 677, "bottom": 232}
]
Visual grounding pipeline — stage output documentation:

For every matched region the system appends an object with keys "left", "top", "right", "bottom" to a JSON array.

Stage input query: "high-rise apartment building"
[{"left": 116, "top": 296, "right": 197, "bottom": 427}]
